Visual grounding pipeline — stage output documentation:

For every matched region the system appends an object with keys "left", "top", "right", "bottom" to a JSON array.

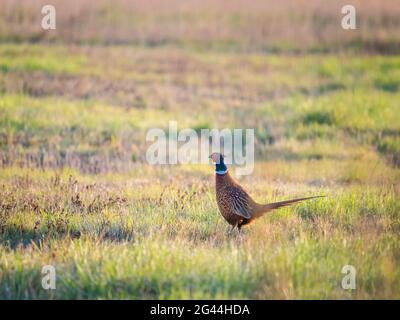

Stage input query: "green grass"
[
  {"left": 0, "top": 45, "right": 87, "bottom": 74},
  {"left": 0, "top": 43, "right": 399, "bottom": 299}
]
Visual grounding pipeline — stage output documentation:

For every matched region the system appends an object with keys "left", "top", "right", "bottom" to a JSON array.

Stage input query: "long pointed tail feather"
[{"left": 254, "top": 195, "right": 325, "bottom": 217}]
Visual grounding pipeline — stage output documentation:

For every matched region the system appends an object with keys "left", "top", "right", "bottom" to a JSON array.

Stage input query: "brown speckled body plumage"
[
  {"left": 216, "top": 171, "right": 258, "bottom": 229},
  {"left": 211, "top": 153, "right": 323, "bottom": 231}
]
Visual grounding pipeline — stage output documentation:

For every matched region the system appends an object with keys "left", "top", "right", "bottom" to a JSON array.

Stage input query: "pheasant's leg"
[{"left": 227, "top": 223, "right": 237, "bottom": 235}]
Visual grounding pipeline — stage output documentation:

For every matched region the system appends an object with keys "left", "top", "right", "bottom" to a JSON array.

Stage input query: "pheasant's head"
[{"left": 209, "top": 153, "right": 228, "bottom": 175}]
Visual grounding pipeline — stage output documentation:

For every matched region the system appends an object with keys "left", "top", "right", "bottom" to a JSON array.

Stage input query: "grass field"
[{"left": 0, "top": 0, "right": 400, "bottom": 299}]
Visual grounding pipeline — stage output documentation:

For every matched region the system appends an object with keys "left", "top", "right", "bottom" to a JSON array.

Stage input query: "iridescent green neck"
[{"left": 215, "top": 157, "right": 228, "bottom": 175}]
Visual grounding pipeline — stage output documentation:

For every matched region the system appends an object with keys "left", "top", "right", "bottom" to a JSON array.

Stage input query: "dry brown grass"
[{"left": 1, "top": 0, "right": 399, "bottom": 52}]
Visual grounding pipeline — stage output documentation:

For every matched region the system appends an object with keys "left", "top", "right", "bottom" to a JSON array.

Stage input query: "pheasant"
[{"left": 209, "top": 153, "right": 323, "bottom": 232}]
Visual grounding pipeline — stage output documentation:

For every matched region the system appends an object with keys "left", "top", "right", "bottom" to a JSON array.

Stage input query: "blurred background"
[
  {"left": 1, "top": 0, "right": 400, "bottom": 52},
  {"left": 0, "top": 0, "right": 399, "bottom": 174}
]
